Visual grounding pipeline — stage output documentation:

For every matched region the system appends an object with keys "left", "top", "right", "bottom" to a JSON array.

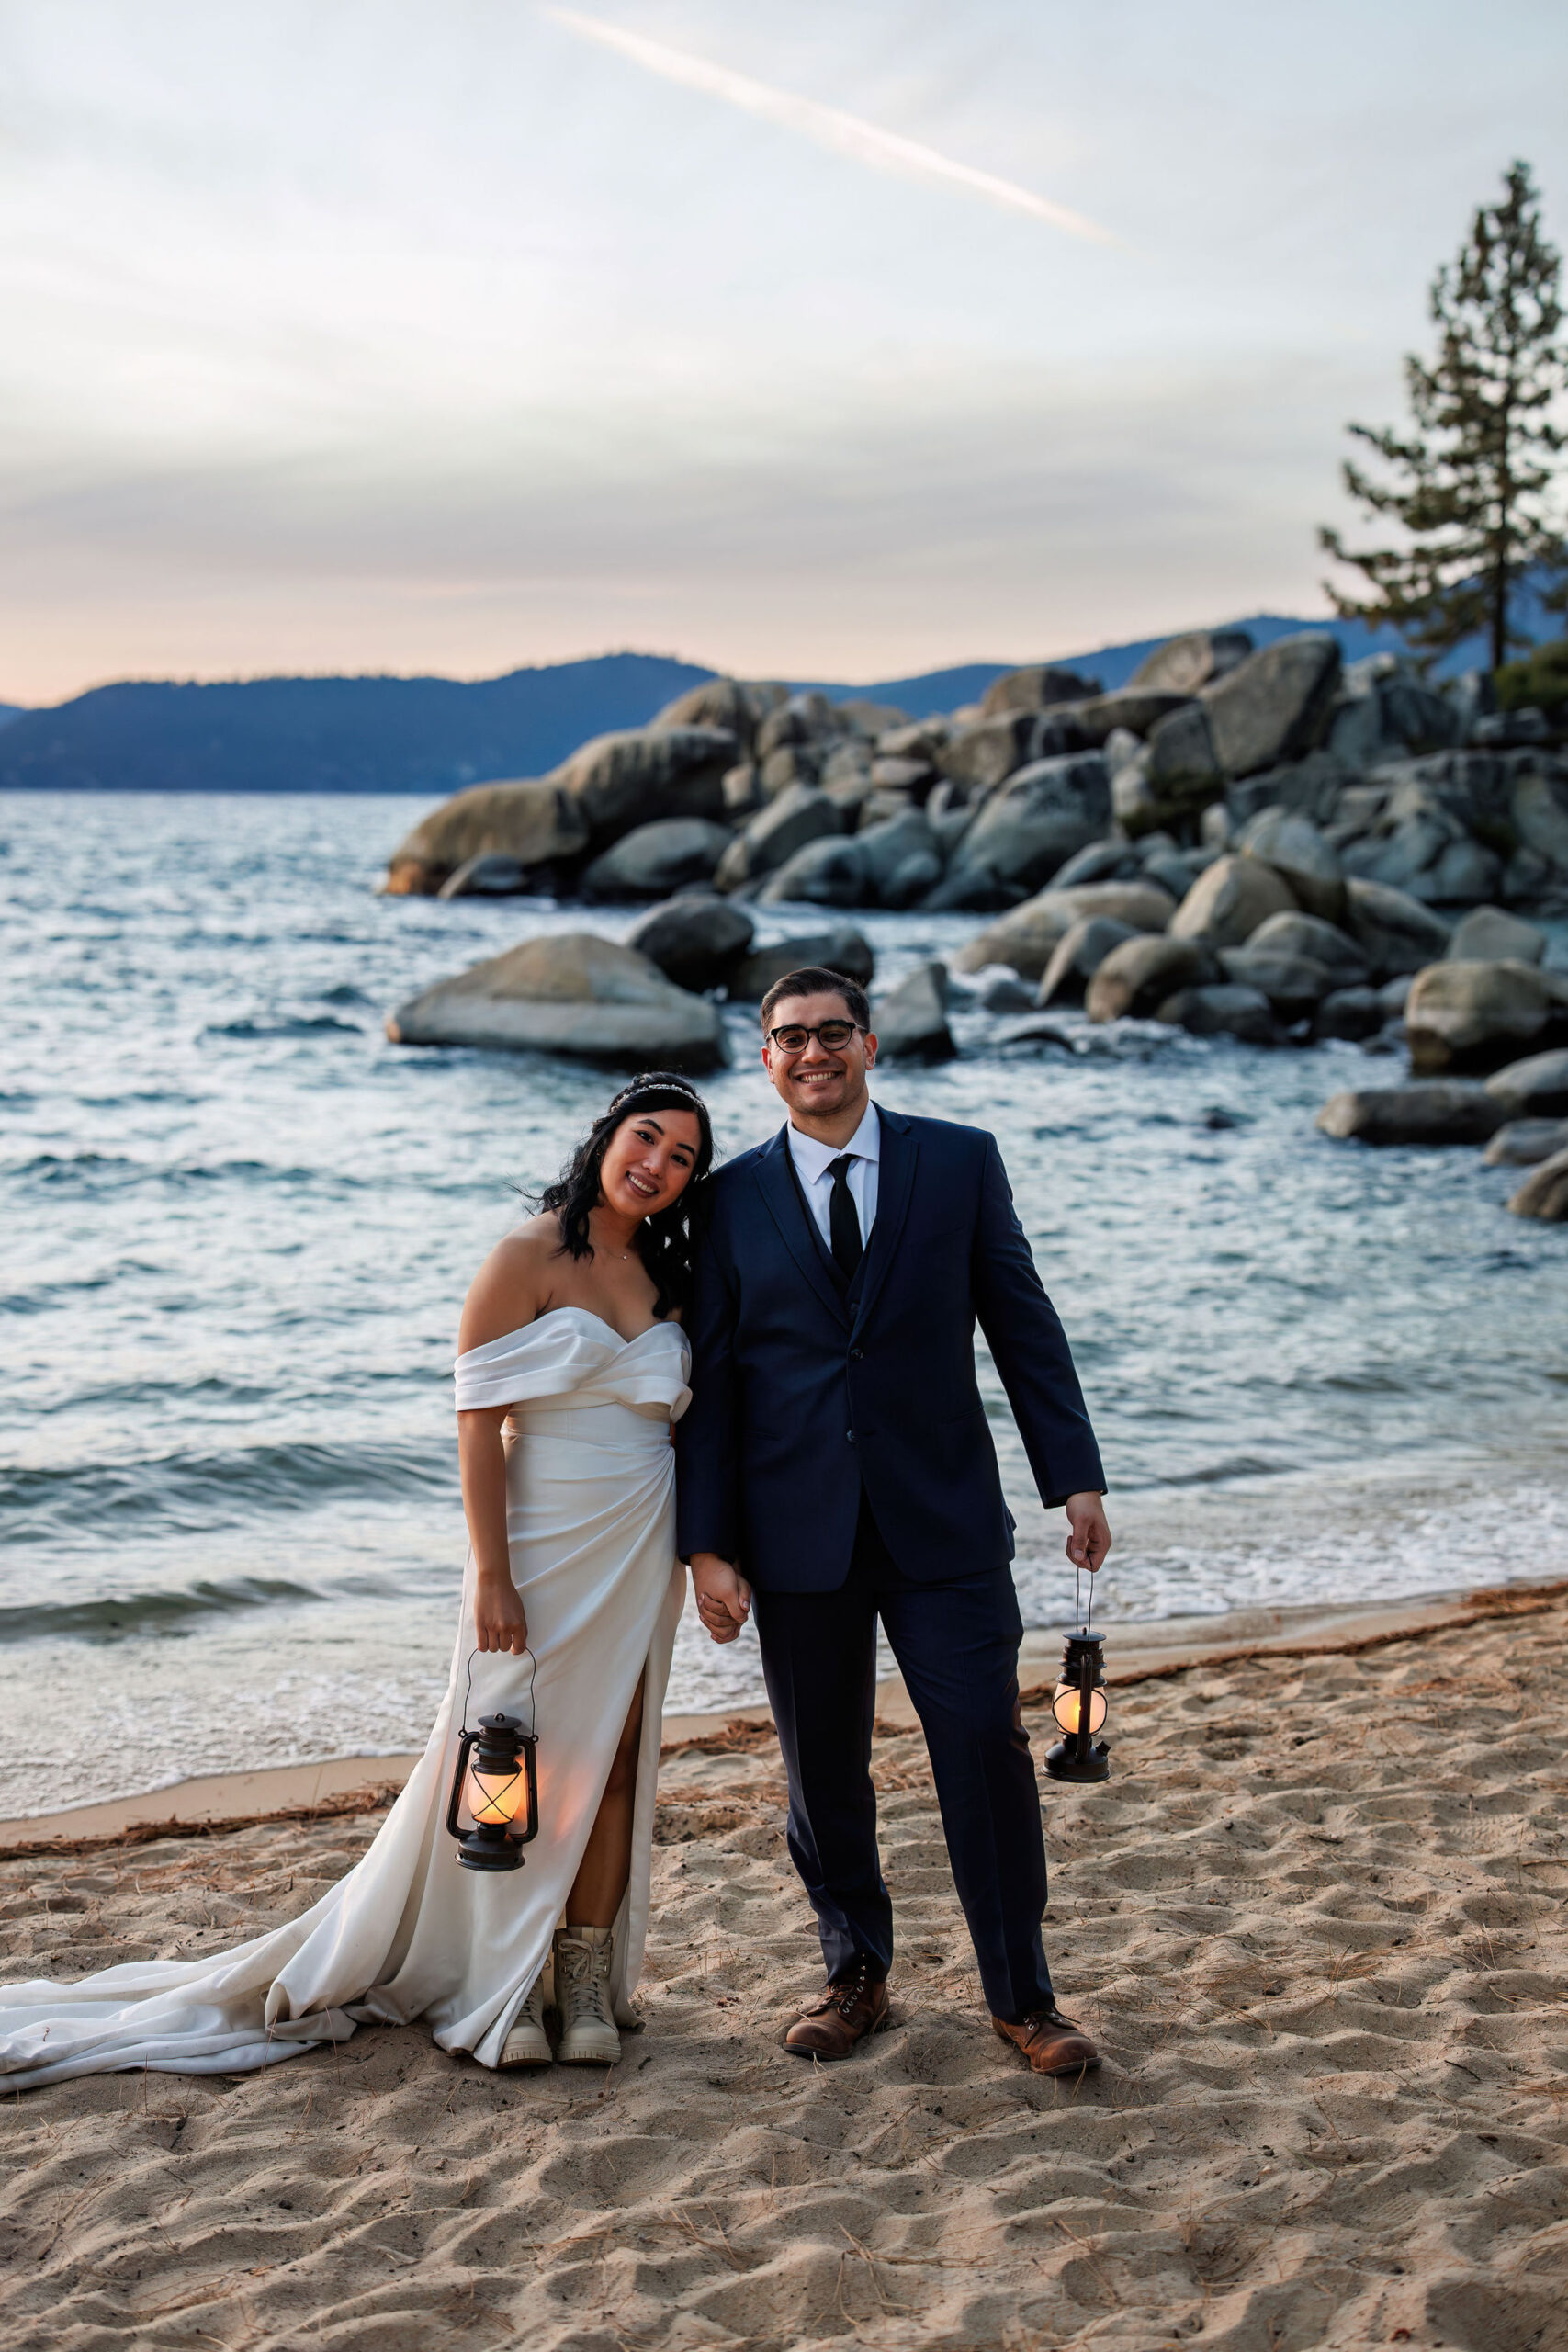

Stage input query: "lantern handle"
[{"left": 460, "top": 1645, "right": 539, "bottom": 1742}]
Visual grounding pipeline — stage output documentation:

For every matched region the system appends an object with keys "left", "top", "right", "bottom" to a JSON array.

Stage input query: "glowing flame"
[
  {"left": 468, "top": 1761, "right": 526, "bottom": 1827},
  {"left": 1052, "top": 1682, "right": 1107, "bottom": 1738}
]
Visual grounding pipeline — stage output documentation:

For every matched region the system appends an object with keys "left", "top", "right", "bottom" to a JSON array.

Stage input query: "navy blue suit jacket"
[{"left": 675, "top": 1105, "right": 1104, "bottom": 1592}]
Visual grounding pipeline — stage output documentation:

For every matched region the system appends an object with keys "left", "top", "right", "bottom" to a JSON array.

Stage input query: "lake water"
[{"left": 2, "top": 791, "right": 1564, "bottom": 1818}]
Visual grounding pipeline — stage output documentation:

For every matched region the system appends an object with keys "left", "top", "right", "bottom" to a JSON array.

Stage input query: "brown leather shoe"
[
  {"left": 784, "top": 1962, "right": 890, "bottom": 2060},
  {"left": 992, "top": 2007, "right": 1100, "bottom": 2077}
]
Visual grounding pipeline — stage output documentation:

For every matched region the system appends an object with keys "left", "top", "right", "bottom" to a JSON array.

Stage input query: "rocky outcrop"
[
  {"left": 1137, "top": 635, "right": 1342, "bottom": 831},
  {"left": 1243, "top": 911, "right": 1371, "bottom": 986},
  {"left": 729, "top": 928, "right": 875, "bottom": 1000},
  {"left": 1126, "top": 628, "right": 1253, "bottom": 695},
  {"left": 1038, "top": 916, "right": 1138, "bottom": 1006},
  {"left": 872, "top": 962, "right": 954, "bottom": 1062},
  {"left": 1312, "top": 987, "right": 1386, "bottom": 1042},
  {"left": 1510, "top": 759, "right": 1568, "bottom": 876},
  {"left": 1168, "top": 854, "right": 1297, "bottom": 949},
  {"left": 852, "top": 810, "right": 943, "bottom": 909},
  {"left": 956, "top": 880, "right": 1176, "bottom": 978},
  {"left": 1086, "top": 936, "right": 1219, "bottom": 1023},
  {"left": 1157, "top": 982, "right": 1278, "bottom": 1044},
  {"left": 1235, "top": 808, "right": 1346, "bottom": 923},
  {"left": 1050, "top": 842, "right": 1144, "bottom": 889},
  {"left": 756, "top": 695, "right": 835, "bottom": 762},
  {"left": 1219, "top": 944, "right": 1342, "bottom": 1021},
  {"left": 1404, "top": 961, "right": 1568, "bottom": 1076},
  {"left": 1057, "top": 692, "right": 1193, "bottom": 747},
  {"left": 627, "top": 897, "right": 755, "bottom": 994},
  {"left": 554, "top": 725, "right": 738, "bottom": 843},
  {"left": 1447, "top": 906, "right": 1546, "bottom": 964},
  {"left": 580, "top": 818, "right": 734, "bottom": 900},
  {"left": 384, "top": 779, "right": 590, "bottom": 896},
  {"left": 651, "top": 676, "right": 773, "bottom": 749},
  {"left": 1485, "top": 1048, "right": 1568, "bottom": 1119},
  {"left": 1202, "top": 634, "right": 1343, "bottom": 780},
  {"left": 1325, "top": 661, "right": 1460, "bottom": 769},
  {"left": 385, "top": 933, "right": 726, "bottom": 1070},
  {"left": 758, "top": 834, "right": 868, "bottom": 907},
  {"left": 1341, "top": 878, "right": 1453, "bottom": 979},
  {"left": 715, "top": 786, "right": 842, "bottom": 891},
  {"left": 1485, "top": 1118, "right": 1568, "bottom": 1166},
  {"left": 1140, "top": 705, "right": 1223, "bottom": 826},
  {"left": 938, "top": 711, "right": 1046, "bottom": 794},
  {"left": 1506, "top": 1148, "right": 1568, "bottom": 1221},
  {"left": 948, "top": 753, "right": 1111, "bottom": 892},
  {"left": 978, "top": 666, "right": 1100, "bottom": 717},
  {"left": 1335, "top": 757, "right": 1508, "bottom": 904},
  {"left": 436, "top": 853, "right": 536, "bottom": 899},
  {"left": 1315, "top": 1082, "right": 1506, "bottom": 1147}
]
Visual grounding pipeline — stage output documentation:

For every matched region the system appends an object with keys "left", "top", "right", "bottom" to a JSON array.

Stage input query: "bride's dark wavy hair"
[{"left": 534, "top": 1074, "right": 715, "bottom": 1318}]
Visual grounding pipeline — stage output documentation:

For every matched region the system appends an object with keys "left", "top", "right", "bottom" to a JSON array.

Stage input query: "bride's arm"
[
  {"left": 459, "top": 1406, "right": 528, "bottom": 1654},
  {"left": 457, "top": 1227, "right": 551, "bottom": 1656}
]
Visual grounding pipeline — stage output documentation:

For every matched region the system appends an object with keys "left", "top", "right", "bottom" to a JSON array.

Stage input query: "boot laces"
[
  {"left": 562, "top": 1937, "right": 615, "bottom": 2028},
  {"left": 830, "top": 1964, "right": 872, "bottom": 2017}
]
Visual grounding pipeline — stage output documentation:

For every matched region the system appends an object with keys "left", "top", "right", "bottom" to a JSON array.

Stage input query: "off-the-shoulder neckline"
[{"left": 455, "top": 1305, "right": 687, "bottom": 1363}]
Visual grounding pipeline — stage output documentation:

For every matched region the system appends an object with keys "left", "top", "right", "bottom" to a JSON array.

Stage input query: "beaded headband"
[{"left": 605, "top": 1075, "right": 706, "bottom": 1115}]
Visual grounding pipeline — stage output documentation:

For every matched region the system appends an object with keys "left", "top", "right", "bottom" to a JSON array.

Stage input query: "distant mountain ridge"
[{"left": 0, "top": 604, "right": 1551, "bottom": 794}]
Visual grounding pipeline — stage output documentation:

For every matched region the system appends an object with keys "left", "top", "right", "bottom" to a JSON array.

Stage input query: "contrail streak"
[{"left": 541, "top": 6, "right": 1120, "bottom": 247}]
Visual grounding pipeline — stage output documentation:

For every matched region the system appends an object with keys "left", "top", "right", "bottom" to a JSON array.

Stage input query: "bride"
[{"left": 0, "top": 1073, "right": 712, "bottom": 2089}]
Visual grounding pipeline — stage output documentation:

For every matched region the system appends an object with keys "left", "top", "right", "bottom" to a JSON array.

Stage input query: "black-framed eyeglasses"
[{"left": 766, "top": 1021, "right": 865, "bottom": 1053}]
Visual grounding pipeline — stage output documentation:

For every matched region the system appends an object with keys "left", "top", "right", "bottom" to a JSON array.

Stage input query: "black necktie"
[{"left": 827, "top": 1155, "right": 863, "bottom": 1283}]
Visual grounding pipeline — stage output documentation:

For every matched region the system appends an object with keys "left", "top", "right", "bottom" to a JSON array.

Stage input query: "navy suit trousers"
[{"left": 752, "top": 1493, "right": 1055, "bottom": 2023}]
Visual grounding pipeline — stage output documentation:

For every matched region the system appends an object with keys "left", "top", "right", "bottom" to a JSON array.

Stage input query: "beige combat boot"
[
  {"left": 554, "top": 1925, "right": 620, "bottom": 2064},
  {"left": 499, "top": 1969, "right": 552, "bottom": 2067}
]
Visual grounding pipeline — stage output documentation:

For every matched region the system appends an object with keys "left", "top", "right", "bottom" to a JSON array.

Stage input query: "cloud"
[{"left": 540, "top": 6, "right": 1121, "bottom": 246}]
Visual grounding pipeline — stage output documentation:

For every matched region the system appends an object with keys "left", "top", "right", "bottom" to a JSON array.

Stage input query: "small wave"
[
  {"left": 0, "top": 1577, "right": 321, "bottom": 1645},
  {"left": 5, "top": 1151, "right": 141, "bottom": 1185},
  {"left": 201, "top": 1015, "right": 366, "bottom": 1039},
  {"left": 3, "top": 1152, "right": 378, "bottom": 1198},
  {"left": 0, "top": 1439, "right": 454, "bottom": 1544},
  {"left": 1115, "top": 1453, "right": 1293, "bottom": 1492}
]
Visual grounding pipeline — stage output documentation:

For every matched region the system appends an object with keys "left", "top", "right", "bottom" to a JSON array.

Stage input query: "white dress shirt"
[{"left": 786, "top": 1100, "right": 880, "bottom": 1252}]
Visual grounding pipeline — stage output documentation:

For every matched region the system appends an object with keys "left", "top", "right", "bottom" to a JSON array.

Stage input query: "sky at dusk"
[{"left": 2, "top": 0, "right": 1565, "bottom": 705}]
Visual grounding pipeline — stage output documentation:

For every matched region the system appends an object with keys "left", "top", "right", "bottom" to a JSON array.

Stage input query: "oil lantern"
[
  {"left": 446, "top": 1711, "right": 539, "bottom": 1871},
  {"left": 1044, "top": 1627, "right": 1110, "bottom": 1783}
]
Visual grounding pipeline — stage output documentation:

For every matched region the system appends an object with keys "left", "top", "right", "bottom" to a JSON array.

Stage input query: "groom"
[{"left": 677, "top": 967, "right": 1111, "bottom": 2076}]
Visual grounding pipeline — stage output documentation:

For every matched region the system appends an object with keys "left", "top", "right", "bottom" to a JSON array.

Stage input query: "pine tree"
[{"left": 1319, "top": 160, "right": 1567, "bottom": 671}]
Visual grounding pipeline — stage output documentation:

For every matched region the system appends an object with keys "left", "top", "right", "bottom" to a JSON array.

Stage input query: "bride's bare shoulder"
[{"left": 458, "top": 1215, "right": 561, "bottom": 1352}]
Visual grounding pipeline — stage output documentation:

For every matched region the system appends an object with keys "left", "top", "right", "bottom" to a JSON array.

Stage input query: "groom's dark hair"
[{"left": 759, "top": 967, "right": 871, "bottom": 1032}]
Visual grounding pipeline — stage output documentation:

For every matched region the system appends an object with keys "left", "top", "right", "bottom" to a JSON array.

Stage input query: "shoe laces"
[
  {"left": 829, "top": 1965, "right": 873, "bottom": 2017},
  {"left": 561, "top": 1937, "right": 615, "bottom": 2028}
]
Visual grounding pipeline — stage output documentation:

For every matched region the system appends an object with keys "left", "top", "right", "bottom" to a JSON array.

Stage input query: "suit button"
[
  {"left": 849, "top": 1347, "right": 864, "bottom": 1361},
  {"left": 846, "top": 1430, "right": 856, "bottom": 1444}
]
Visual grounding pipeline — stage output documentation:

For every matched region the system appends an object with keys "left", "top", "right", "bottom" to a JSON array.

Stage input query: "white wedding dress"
[{"left": 0, "top": 1309, "right": 691, "bottom": 2090}]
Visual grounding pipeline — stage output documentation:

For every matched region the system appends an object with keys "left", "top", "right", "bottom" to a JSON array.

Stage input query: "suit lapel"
[
  {"left": 851, "top": 1105, "right": 917, "bottom": 1338},
  {"left": 754, "top": 1128, "right": 851, "bottom": 1329}
]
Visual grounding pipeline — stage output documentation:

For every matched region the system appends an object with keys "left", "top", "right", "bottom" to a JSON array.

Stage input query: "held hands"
[
  {"left": 1065, "top": 1492, "right": 1112, "bottom": 1577},
  {"left": 690, "top": 1553, "right": 752, "bottom": 1645},
  {"left": 475, "top": 1575, "right": 529, "bottom": 1655}
]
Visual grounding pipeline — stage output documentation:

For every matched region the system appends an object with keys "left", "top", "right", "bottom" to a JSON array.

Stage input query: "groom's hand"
[
  {"left": 1065, "top": 1493, "right": 1111, "bottom": 1576},
  {"left": 690, "top": 1553, "right": 751, "bottom": 1644}
]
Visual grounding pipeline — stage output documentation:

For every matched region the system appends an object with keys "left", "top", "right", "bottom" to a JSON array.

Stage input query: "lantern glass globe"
[
  {"left": 468, "top": 1761, "right": 527, "bottom": 1826},
  {"left": 1052, "top": 1681, "right": 1108, "bottom": 1738}
]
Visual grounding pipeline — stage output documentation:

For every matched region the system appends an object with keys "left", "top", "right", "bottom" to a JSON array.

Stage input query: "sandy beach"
[{"left": 3, "top": 1581, "right": 1565, "bottom": 2351}]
